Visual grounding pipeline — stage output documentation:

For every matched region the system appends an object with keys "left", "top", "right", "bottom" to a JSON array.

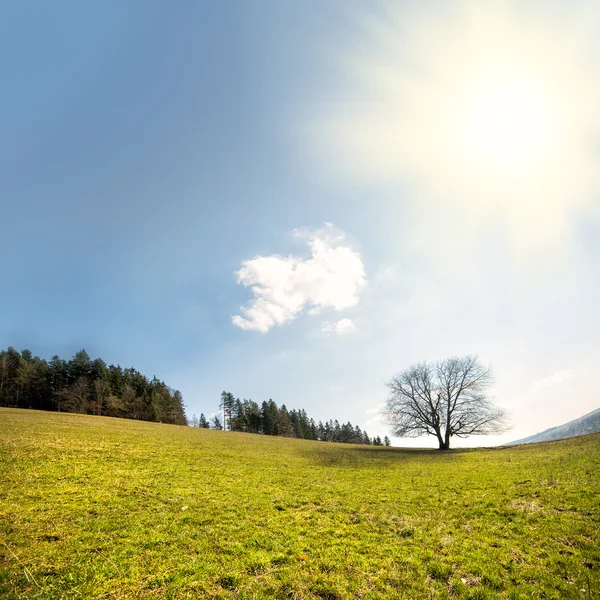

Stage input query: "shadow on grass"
[{"left": 297, "top": 442, "right": 468, "bottom": 468}]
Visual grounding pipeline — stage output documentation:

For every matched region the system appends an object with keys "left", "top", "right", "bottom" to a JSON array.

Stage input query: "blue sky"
[{"left": 1, "top": 0, "right": 598, "bottom": 446}]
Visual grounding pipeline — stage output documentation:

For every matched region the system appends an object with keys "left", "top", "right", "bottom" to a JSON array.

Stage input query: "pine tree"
[
  {"left": 317, "top": 421, "right": 326, "bottom": 441},
  {"left": 250, "top": 401, "right": 263, "bottom": 433},
  {"left": 68, "top": 349, "right": 92, "bottom": 384},
  {"left": 261, "top": 400, "right": 279, "bottom": 436},
  {"left": 278, "top": 405, "right": 293, "bottom": 437},
  {"left": 219, "top": 391, "right": 235, "bottom": 430},
  {"left": 231, "top": 398, "right": 246, "bottom": 432}
]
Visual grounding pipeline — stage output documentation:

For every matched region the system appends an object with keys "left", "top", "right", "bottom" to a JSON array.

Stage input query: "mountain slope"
[{"left": 508, "top": 406, "right": 600, "bottom": 445}]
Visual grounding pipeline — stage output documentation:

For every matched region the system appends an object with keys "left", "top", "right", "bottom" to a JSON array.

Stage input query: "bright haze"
[{"left": 2, "top": 1, "right": 598, "bottom": 447}]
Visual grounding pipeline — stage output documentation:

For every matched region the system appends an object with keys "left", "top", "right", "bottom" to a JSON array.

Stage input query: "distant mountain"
[{"left": 508, "top": 407, "right": 600, "bottom": 446}]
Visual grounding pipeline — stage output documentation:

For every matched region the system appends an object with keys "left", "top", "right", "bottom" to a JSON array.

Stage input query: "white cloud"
[
  {"left": 321, "top": 318, "right": 357, "bottom": 335},
  {"left": 531, "top": 369, "right": 575, "bottom": 392},
  {"left": 232, "top": 224, "right": 366, "bottom": 333}
]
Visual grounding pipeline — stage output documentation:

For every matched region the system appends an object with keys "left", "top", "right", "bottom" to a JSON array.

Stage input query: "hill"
[
  {"left": 1, "top": 408, "right": 599, "bottom": 599},
  {"left": 508, "top": 406, "right": 600, "bottom": 446}
]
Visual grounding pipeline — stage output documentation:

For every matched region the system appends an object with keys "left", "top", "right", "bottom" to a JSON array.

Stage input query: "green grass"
[{"left": 1, "top": 408, "right": 599, "bottom": 599}]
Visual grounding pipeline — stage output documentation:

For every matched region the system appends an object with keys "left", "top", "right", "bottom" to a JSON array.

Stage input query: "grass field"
[{"left": 0, "top": 408, "right": 599, "bottom": 599}]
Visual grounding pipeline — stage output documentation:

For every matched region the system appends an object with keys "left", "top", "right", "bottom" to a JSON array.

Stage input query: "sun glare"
[{"left": 314, "top": 1, "right": 600, "bottom": 251}]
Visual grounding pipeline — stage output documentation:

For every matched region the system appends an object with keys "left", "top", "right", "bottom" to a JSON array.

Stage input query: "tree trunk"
[
  {"left": 436, "top": 430, "right": 445, "bottom": 450},
  {"left": 436, "top": 428, "right": 451, "bottom": 450},
  {"left": 443, "top": 430, "right": 451, "bottom": 451}
]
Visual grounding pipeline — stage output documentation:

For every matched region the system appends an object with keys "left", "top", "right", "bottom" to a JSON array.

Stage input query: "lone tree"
[{"left": 383, "top": 355, "right": 509, "bottom": 450}]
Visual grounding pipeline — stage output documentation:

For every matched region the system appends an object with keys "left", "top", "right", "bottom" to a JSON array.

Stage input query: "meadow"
[{"left": 0, "top": 408, "right": 598, "bottom": 599}]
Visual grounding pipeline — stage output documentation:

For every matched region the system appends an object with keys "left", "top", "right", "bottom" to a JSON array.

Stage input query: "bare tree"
[
  {"left": 58, "top": 377, "right": 90, "bottom": 414},
  {"left": 383, "top": 355, "right": 509, "bottom": 450},
  {"left": 93, "top": 378, "right": 110, "bottom": 416}
]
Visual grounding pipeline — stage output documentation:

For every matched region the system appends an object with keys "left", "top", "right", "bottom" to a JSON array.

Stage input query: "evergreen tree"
[
  {"left": 317, "top": 421, "right": 326, "bottom": 441},
  {"left": 290, "top": 409, "right": 302, "bottom": 438},
  {"left": 219, "top": 391, "right": 235, "bottom": 431},
  {"left": 49, "top": 355, "right": 68, "bottom": 404},
  {"left": 68, "top": 349, "right": 92, "bottom": 384},
  {"left": 245, "top": 401, "right": 262, "bottom": 433},
  {"left": 15, "top": 353, "right": 44, "bottom": 408},
  {"left": 261, "top": 400, "right": 279, "bottom": 435},
  {"left": 278, "top": 405, "right": 293, "bottom": 437},
  {"left": 333, "top": 420, "right": 341, "bottom": 442},
  {"left": 230, "top": 398, "right": 246, "bottom": 432},
  {"left": 169, "top": 390, "right": 187, "bottom": 425},
  {"left": 353, "top": 425, "right": 363, "bottom": 444}
]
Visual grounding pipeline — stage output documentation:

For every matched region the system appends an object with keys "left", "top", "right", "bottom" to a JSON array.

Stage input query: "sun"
[
  {"left": 449, "top": 65, "right": 559, "bottom": 178},
  {"left": 313, "top": 1, "right": 600, "bottom": 251}
]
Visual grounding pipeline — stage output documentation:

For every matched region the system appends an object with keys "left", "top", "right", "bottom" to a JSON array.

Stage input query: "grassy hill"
[
  {"left": 508, "top": 407, "right": 600, "bottom": 446},
  {"left": 1, "top": 408, "right": 598, "bottom": 599}
]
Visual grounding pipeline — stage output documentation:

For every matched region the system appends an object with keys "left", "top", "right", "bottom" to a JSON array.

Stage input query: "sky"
[{"left": 1, "top": 0, "right": 599, "bottom": 447}]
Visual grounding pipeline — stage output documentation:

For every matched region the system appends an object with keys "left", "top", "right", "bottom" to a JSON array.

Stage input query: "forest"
[
  {"left": 0, "top": 347, "right": 386, "bottom": 444},
  {"left": 188, "top": 391, "right": 389, "bottom": 446},
  {"left": 0, "top": 347, "right": 187, "bottom": 425}
]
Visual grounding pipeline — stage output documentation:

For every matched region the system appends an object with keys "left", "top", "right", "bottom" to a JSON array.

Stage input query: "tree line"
[
  {"left": 0, "top": 347, "right": 187, "bottom": 425},
  {"left": 188, "top": 391, "right": 390, "bottom": 446},
  {"left": 1, "top": 346, "right": 391, "bottom": 446}
]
